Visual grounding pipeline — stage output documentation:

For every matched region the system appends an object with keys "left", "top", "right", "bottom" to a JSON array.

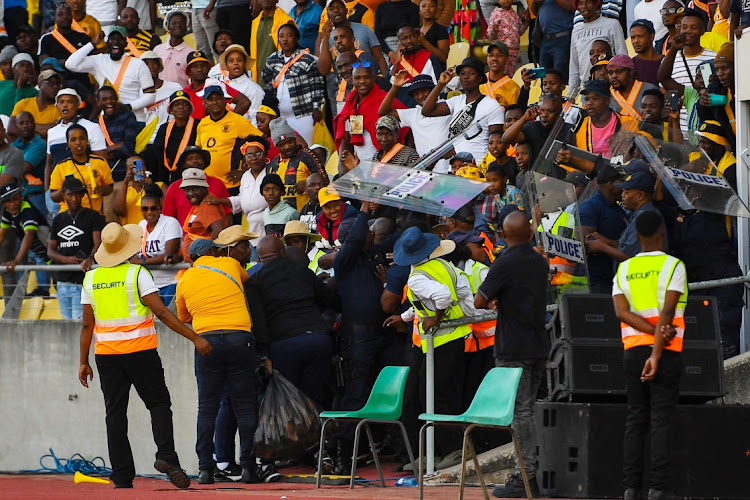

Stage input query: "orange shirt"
[{"left": 181, "top": 201, "right": 224, "bottom": 261}]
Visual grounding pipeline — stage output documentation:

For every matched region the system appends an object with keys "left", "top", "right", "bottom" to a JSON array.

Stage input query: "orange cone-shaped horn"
[{"left": 73, "top": 471, "right": 111, "bottom": 484}]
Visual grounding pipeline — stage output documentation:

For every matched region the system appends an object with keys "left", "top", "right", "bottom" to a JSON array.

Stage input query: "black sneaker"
[
  {"left": 198, "top": 469, "right": 214, "bottom": 484},
  {"left": 154, "top": 460, "right": 191, "bottom": 489},
  {"left": 256, "top": 461, "right": 281, "bottom": 483},
  {"left": 215, "top": 462, "right": 242, "bottom": 482},
  {"left": 113, "top": 482, "right": 133, "bottom": 489},
  {"left": 491, "top": 473, "right": 539, "bottom": 498},
  {"left": 241, "top": 466, "right": 260, "bottom": 484}
]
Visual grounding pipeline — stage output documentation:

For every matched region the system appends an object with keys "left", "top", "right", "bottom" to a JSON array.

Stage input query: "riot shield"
[
  {"left": 531, "top": 172, "right": 590, "bottom": 302},
  {"left": 331, "top": 160, "right": 489, "bottom": 217},
  {"left": 632, "top": 129, "right": 750, "bottom": 218}
]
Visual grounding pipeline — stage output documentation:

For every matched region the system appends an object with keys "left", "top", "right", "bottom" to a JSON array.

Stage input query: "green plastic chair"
[
  {"left": 315, "top": 366, "right": 415, "bottom": 489},
  {"left": 417, "top": 367, "right": 529, "bottom": 500}
]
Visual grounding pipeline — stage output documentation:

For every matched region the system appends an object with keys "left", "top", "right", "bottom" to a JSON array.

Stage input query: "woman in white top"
[
  {"left": 217, "top": 44, "right": 266, "bottom": 127},
  {"left": 207, "top": 135, "right": 269, "bottom": 236},
  {"left": 136, "top": 184, "right": 183, "bottom": 304}
]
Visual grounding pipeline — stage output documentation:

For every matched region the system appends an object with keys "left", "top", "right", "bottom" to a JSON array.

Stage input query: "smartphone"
[
  {"left": 528, "top": 67, "right": 546, "bottom": 79},
  {"left": 133, "top": 159, "right": 145, "bottom": 182},
  {"left": 668, "top": 90, "right": 680, "bottom": 111},
  {"left": 699, "top": 63, "right": 713, "bottom": 85}
]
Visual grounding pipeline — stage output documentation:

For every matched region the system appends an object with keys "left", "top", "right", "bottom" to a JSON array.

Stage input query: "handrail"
[{"left": 0, "top": 263, "right": 191, "bottom": 273}]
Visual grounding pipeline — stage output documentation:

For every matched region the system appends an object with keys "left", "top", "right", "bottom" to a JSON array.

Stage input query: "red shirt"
[
  {"left": 183, "top": 81, "right": 241, "bottom": 119},
  {"left": 162, "top": 174, "right": 231, "bottom": 226}
]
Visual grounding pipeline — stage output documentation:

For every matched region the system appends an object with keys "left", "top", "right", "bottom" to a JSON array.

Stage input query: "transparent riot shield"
[
  {"left": 531, "top": 172, "right": 589, "bottom": 302},
  {"left": 331, "top": 160, "right": 489, "bottom": 217},
  {"left": 632, "top": 129, "right": 750, "bottom": 218}
]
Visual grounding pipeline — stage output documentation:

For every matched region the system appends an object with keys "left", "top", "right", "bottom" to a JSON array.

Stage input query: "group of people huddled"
[{"left": 0, "top": 0, "right": 744, "bottom": 497}]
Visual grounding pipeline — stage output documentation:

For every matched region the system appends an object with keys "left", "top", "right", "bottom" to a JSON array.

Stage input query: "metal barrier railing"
[{"left": 0, "top": 264, "right": 190, "bottom": 320}]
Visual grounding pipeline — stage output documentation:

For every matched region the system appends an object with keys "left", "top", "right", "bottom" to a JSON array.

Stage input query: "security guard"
[
  {"left": 612, "top": 211, "right": 687, "bottom": 500},
  {"left": 385, "top": 227, "right": 473, "bottom": 459},
  {"left": 79, "top": 222, "right": 211, "bottom": 489}
]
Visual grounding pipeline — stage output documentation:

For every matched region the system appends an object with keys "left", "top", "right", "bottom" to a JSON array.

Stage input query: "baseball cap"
[
  {"left": 189, "top": 238, "right": 217, "bottom": 260},
  {"left": 488, "top": 41, "right": 509, "bottom": 56},
  {"left": 12, "top": 53, "right": 34, "bottom": 67},
  {"left": 199, "top": 83, "right": 231, "bottom": 99},
  {"left": 168, "top": 89, "right": 193, "bottom": 110},
  {"left": 564, "top": 170, "right": 590, "bottom": 187},
  {"left": 450, "top": 204, "right": 475, "bottom": 224},
  {"left": 446, "top": 230, "right": 484, "bottom": 245},
  {"left": 38, "top": 69, "right": 61, "bottom": 84},
  {"left": 40, "top": 56, "right": 66, "bottom": 73},
  {"left": 582, "top": 79, "right": 611, "bottom": 98},
  {"left": 694, "top": 120, "right": 730, "bottom": 147},
  {"left": 186, "top": 50, "right": 211, "bottom": 70},
  {"left": 456, "top": 166, "right": 482, "bottom": 180},
  {"left": 631, "top": 19, "right": 655, "bottom": 34},
  {"left": 616, "top": 170, "right": 655, "bottom": 194},
  {"left": 56, "top": 88, "right": 82, "bottom": 104},
  {"left": 450, "top": 151, "right": 475, "bottom": 164},
  {"left": 0, "top": 182, "right": 21, "bottom": 201},
  {"left": 108, "top": 25, "right": 127, "bottom": 39},
  {"left": 318, "top": 186, "right": 341, "bottom": 206},
  {"left": 497, "top": 204, "right": 521, "bottom": 229},
  {"left": 608, "top": 54, "right": 635, "bottom": 70},
  {"left": 596, "top": 164, "right": 625, "bottom": 184},
  {"left": 181, "top": 168, "right": 209, "bottom": 188}
]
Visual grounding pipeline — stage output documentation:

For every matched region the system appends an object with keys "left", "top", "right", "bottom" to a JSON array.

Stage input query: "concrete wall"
[
  {"left": 722, "top": 350, "right": 750, "bottom": 404},
  {"left": 0, "top": 320, "right": 200, "bottom": 476}
]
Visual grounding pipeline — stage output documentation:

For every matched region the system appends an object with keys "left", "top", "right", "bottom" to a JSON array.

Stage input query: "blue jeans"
[
  {"left": 194, "top": 330, "right": 258, "bottom": 470},
  {"left": 57, "top": 281, "right": 82, "bottom": 319},
  {"left": 158, "top": 283, "right": 177, "bottom": 307},
  {"left": 539, "top": 34, "right": 571, "bottom": 84},
  {"left": 214, "top": 386, "right": 237, "bottom": 464},
  {"left": 269, "top": 331, "right": 333, "bottom": 407}
]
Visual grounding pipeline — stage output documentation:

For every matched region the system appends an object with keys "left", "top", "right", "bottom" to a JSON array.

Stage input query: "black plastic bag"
[{"left": 253, "top": 370, "right": 322, "bottom": 460}]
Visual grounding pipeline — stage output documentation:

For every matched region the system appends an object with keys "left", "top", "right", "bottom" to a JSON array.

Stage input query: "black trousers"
[
  {"left": 216, "top": 5, "right": 252, "bottom": 52},
  {"left": 95, "top": 349, "right": 180, "bottom": 485},
  {"left": 622, "top": 346, "right": 682, "bottom": 492}
]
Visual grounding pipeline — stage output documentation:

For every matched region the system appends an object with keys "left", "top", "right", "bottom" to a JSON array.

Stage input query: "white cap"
[
  {"left": 197, "top": 79, "right": 232, "bottom": 99},
  {"left": 12, "top": 53, "right": 34, "bottom": 67},
  {"left": 55, "top": 88, "right": 82, "bottom": 104},
  {"left": 180, "top": 168, "right": 209, "bottom": 188},
  {"left": 140, "top": 50, "right": 161, "bottom": 61}
]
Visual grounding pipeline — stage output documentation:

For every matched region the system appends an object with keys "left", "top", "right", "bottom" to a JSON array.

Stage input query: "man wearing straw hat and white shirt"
[
  {"left": 384, "top": 225, "right": 478, "bottom": 467},
  {"left": 78, "top": 222, "right": 211, "bottom": 490}
]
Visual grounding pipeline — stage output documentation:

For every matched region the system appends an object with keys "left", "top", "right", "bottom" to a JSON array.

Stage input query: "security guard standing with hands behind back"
[
  {"left": 78, "top": 222, "right": 211, "bottom": 490},
  {"left": 612, "top": 211, "right": 687, "bottom": 500}
]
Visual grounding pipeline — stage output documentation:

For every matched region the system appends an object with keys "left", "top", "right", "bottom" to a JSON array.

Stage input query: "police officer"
[
  {"left": 79, "top": 222, "right": 211, "bottom": 489},
  {"left": 612, "top": 211, "right": 687, "bottom": 500}
]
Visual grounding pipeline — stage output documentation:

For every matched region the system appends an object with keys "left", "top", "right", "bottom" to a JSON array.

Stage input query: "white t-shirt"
[
  {"left": 227, "top": 73, "right": 265, "bottom": 127},
  {"left": 397, "top": 105, "right": 452, "bottom": 173},
  {"left": 138, "top": 215, "right": 183, "bottom": 288},
  {"left": 354, "top": 130, "right": 378, "bottom": 164},
  {"left": 143, "top": 80, "right": 184, "bottom": 144},
  {"left": 47, "top": 118, "right": 108, "bottom": 162},
  {"left": 85, "top": 0, "right": 119, "bottom": 25},
  {"left": 633, "top": 0, "right": 668, "bottom": 41},
  {"left": 671, "top": 48, "right": 716, "bottom": 136},
  {"left": 230, "top": 170, "right": 268, "bottom": 236},
  {"left": 444, "top": 94, "right": 504, "bottom": 163},
  {"left": 80, "top": 265, "right": 160, "bottom": 304},
  {"left": 611, "top": 251, "right": 686, "bottom": 296}
]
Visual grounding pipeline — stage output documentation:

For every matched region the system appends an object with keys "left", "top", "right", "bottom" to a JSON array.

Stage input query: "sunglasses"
[
  {"left": 659, "top": 7, "right": 683, "bottom": 14},
  {"left": 352, "top": 61, "right": 371, "bottom": 69},
  {"left": 244, "top": 151, "right": 265, "bottom": 159},
  {"left": 141, "top": 205, "right": 159, "bottom": 212}
]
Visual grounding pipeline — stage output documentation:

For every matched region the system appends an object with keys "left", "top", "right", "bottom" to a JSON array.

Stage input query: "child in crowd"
[
  {"left": 475, "top": 162, "right": 524, "bottom": 232},
  {"left": 514, "top": 142, "right": 533, "bottom": 209},
  {"left": 486, "top": 0, "right": 530, "bottom": 76},
  {"left": 478, "top": 129, "right": 518, "bottom": 184},
  {"left": 261, "top": 174, "right": 300, "bottom": 238},
  {"left": 450, "top": 151, "right": 476, "bottom": 175}
]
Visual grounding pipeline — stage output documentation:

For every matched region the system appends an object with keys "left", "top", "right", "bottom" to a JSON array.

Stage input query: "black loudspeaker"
[
  {"left": 536, "top": 403, "right": 750, "bottom": 499},
  {"left": 547, "top": 294, "right": 723, "bottom": 402}
]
